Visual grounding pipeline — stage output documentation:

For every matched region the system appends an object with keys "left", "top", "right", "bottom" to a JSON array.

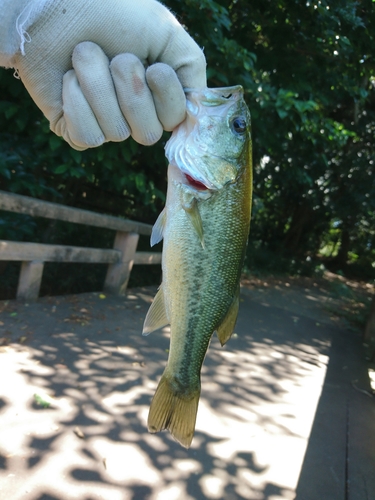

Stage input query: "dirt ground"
[
  {"left": 244, "top": 271, "right": 374, "bottom": 341},
  {"left": 0, "top": 272, "right": 374, "bottom": 500}
]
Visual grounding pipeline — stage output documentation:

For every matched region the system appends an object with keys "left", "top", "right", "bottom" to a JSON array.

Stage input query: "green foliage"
[
  {"left": 1, "top": 0, "right": 375, "bottom": 290},
  {"left": 33, "top": 393, "right": 51, "bottom": 408},
  {"left": 0, "top": 70, "right": 167, "bottom": 220}
]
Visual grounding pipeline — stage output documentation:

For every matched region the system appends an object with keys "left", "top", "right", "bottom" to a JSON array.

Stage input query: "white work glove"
[{"left": 4, "top": 0, "right": 206, "bottom": 150}]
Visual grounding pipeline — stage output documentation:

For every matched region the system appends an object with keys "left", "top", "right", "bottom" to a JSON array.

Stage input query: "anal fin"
[{"left": 216, "top": 285, "right": 240, "bottom": 346}]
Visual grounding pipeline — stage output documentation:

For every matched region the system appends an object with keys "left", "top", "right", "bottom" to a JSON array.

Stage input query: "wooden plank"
[
  {"left": 345, "top": 319, "right": 375, "bottom": 500},
  {"left": 0, "top": 240, "right": 161, "bottom": 266},
  {"left": 295, "top": 329, "right": 348, "bottom": 500},
  {"left": 347, "top": 389, "right": 375, "bottom": 500},
  {"left": 104, "top": 231, "right": 139, "bottom": 295},
  {"left": 0, "top": 240, "right": 121, "bottom": 264},
  {"left": 134, "top": 252, "right": 162, "bottom": 265},
  {"left": 0, "top": 190, "right": 153, "bottom": 235},
  {"left": 17, "top": 261, "right": 44, "bottom": 301}
]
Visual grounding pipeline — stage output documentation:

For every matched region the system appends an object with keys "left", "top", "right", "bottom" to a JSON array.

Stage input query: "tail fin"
[{"left": 147, "top": 374, "right": 200, "bottom": 448}]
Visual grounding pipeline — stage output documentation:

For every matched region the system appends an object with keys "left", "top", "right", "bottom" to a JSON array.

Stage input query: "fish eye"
[{"left": 231, "top": 117, "right": 247, "bottom": 135}]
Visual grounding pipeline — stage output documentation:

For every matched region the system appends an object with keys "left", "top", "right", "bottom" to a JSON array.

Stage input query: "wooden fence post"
[
  {"left": 104, "top": 231, "right": 140, "bottom": 295},
  {"left": 17, "top": 261, "right": 44, "bottom": 301},
  {"left": 364, "top": 295, "right": 375, "bottom": 360},
  {"left": 364, "top": 296, "right": 375, "bottom": 341}
]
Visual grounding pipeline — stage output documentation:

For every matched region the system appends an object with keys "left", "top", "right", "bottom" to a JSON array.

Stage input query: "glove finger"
[
  {"left": 60, "top": 69, "right": 105, "bottom": 150},
  {"left": 146, "top": 63, "right": 186, "bottom": 132},
  {"left": 72, "top": 42, "right": 131, "bottom": 142},
  {"left": 110, "top": 53, "right": 163, "bottom": 146}
]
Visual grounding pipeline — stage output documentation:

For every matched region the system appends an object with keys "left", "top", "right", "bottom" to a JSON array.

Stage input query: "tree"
[{"left": 1, "top": 0, "right": 375, "bottom": 279}]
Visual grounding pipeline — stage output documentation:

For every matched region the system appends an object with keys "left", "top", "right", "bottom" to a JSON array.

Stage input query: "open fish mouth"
[{"left": 183, "top": 85, "right": 244, "bottom": 105}]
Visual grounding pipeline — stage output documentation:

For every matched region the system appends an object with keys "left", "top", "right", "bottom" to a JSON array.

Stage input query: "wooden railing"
[{"left": 0, "top": 190, "right": 161, "bottom": 301}]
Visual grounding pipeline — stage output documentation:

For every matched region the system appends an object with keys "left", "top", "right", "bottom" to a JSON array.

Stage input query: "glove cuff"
[{"left": 0, "top": 0, "right": 51, "bottom": 68}]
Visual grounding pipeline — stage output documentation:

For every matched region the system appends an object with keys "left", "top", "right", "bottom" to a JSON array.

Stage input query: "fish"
[{"left": 142, "top": 85, "right": 253, "bottom": 448}]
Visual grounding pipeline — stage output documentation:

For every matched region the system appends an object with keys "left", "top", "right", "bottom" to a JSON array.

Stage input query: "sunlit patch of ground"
[{"left": 0, "top": 281, "right": 372, "bottom": 499}]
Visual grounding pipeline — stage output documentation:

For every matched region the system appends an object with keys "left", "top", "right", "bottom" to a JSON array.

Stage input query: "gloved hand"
[{"left": 9, "top": 0, "right": 206, "bottom": 150}]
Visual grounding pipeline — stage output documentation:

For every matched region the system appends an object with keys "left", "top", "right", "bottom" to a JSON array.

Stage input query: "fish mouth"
[
  {"left": 165, "top": 85, "right": 245, "bottom": 192},
  {"left": 183, "top": 85, "right": 244, "bottom": 105}
]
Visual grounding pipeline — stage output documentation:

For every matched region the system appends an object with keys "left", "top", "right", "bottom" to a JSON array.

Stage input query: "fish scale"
[{"left": 143, "top": 86, "right": 252, "bottom": 448}]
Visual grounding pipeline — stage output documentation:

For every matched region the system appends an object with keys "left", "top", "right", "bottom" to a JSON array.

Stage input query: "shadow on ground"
[{"left": 0, "top": 283, "right": 374, "bottom": 500}]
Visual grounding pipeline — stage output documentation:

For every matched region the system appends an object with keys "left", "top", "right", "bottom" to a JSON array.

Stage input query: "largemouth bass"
[{"left": 143, "top": 86, "right": 252, "bottom": 448}]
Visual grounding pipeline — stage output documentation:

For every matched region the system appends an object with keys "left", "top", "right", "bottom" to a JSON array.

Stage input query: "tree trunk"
[
  {"left": 283, "top": 202, "right": 313, "bottom": 254},
  {"left": 331, "top": 228, "right": 351, "bottom": 270},
  {"left": 363, "top": 296, "right": 375, "bottom": 342}
]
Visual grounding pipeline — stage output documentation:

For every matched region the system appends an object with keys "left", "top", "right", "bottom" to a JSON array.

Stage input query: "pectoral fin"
[
  {"left": 216, "top": 286, "right": 240, "bottom": 346},
  {"left": 151, "top": 208, "right": 166, "bottom": 247},
  {"left": 142, "top": 285, "right": 169, "bottom": 335},
  {"left": 182, "top": 198, "right": 205, "bottom": 249}
]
